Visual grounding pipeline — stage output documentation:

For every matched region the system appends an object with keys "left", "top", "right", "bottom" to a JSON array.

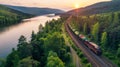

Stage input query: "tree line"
[
  {"left": 69, "top": 11, "right": 120, "bottom": 66},
  {"left": 0, "top": 5, "right": 32, "bottom": 28},
  {"left": 0, "top": 18, "right": 74, "bottom": 67}
]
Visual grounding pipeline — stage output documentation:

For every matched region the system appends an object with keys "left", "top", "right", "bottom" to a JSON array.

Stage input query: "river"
[{"left": 0, "top": 15, "right": 59, "bottom": 58}]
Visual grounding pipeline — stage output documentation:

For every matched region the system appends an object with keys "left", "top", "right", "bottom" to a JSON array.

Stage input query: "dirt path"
[
  {"left": 62, "top": 24, "right": 81, "bottom": 67},
  {"left": 70, "top": 47, "right": 81, "bottom": 67}
]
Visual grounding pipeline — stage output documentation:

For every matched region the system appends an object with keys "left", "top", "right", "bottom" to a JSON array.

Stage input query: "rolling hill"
[
  {"left": 65, "top": 0, "right": 120, "bottom": 16},
  {"left": 3, "top": 4, "right": 64, "bottom": 16},
  {"left": 0, "top": 4, "right": 32, "bottom": 28}
]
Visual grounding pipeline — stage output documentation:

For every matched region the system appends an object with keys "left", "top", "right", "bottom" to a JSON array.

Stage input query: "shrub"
[
  {"left": 81, "top": 58, "right": 88, "bottom": 63},
  {"left": 86, "top": 63, "right": 92, "bottom": 67}
]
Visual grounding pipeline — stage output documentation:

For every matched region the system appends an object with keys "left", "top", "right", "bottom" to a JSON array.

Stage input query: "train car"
[
  {"left": 72, "top": 29, "right": 76, "bottom": 32},
  {"left": 67, "top": 24, "right": 102, "bottom": 56},
  {"left": 79, "top": 34, "right": 102, "bottom": 56},
  {"left": 84, "top": 41, "right": 102, "bottom": 56},
  {"left": 75, "top": 31, "right": 79, "bottom": 35},
  {"left": 79, "top": 34, "right": 88, "bottom": 41}
]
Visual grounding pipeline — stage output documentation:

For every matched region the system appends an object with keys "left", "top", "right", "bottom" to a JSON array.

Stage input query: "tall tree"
[
  {"left": 108, "top": 13, "right": 113, "bottom": 23},
  {"left": 91, "top": 22, "right": 100, "bottom": 42},
  {"left": 18, "top": 35, "right": 26, "bottom": 44},
  {"left": 17, "top": 35, "right": 32, "bottom": 59},
  {"left": 83, "top": 23, "right": 87, "bottom": 34},
  {"left": 44, "top": 32, "right": 65, "bottom": 54},
  {"left": 101, "top": 32, "right": 108, "bottom": 48},
  {"left": 31, "top": 31, "right": 36, "bottom": 41},
  {"left": 18, "top": 57, "right": 40, "bottom": 67},
  {"left": 114, "top": 13, "right": 119, "bottom": 23},
  {"left": 117, "top": 44, "right": 120, "bottom": 57},
  {"left": 38, "top": 24, "right": 43, "bottom": 32},
  {"left": 46, "top": 51, "right": 65, "bottom": 67},
  {"left": 5, "top": 49, "right": 19, "bottom": 67},
  {"left": 0, "top": 58, "right": 5, "bottom": 67}
]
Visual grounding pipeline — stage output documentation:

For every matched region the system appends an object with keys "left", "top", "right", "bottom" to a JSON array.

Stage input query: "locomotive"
[
  {"left": 79, "top": 34, "right": 102, "bottom": 56},
  {"left": 68, "top": 24, "right": 102, "bottom": 56}
]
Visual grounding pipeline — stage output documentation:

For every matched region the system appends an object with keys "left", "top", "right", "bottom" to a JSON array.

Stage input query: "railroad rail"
[{"left": 64, "top": 16, "right": 116, "bottom": 67}]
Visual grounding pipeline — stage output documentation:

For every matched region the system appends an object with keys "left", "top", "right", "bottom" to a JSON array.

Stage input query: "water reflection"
[{"left": 0, "top": 15, "right": 59, "bottom": 58}]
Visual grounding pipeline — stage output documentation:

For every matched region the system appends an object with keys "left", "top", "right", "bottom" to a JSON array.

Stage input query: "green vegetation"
[
  {"left": 18, "top": 57, "right": 40, "bottom": 67},
  {"left": 66, "top": 0, "right": 120, "bottom": 16},
  {"left": 0, "top": 5, "right": 32, "bottom": 28},
  {"left": 61, "top": 21, "right": 91, "bottom": 67},
  {"left": 46, "top": 51, "right": 65, "bottom": 67},
  {"left": 71, "top": 43, "right": 92, "bottom": 67},
  {"left": 1, "top": 3, "right": 120, "bottom": 66},
  {"left": 91, "top": 22, "right": 99, "bottom": 43},
  {"left": 83, "top": 22, "right": 87, "bottom": 34},
  {"left": 69, "top": 11, "right": 120, "bottom": 66},
  {"left": 101, "top": 32, "right": 108, "bottom": 48},
  {"left": 0, "top": 58, "right": 5, "bottom": 67},
  {"left": 62, "top": 23, "right": 92, "bottom": 67},
  {"left": 0, "top": 18, "right": 74, "bottom": 67}
]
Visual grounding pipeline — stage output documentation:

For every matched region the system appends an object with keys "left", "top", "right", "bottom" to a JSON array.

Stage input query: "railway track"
[{"left": 64, "top": 16, "right": 116, "bottom": 67}]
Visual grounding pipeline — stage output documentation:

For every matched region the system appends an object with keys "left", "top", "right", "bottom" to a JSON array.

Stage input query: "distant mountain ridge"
[
  {"left": 0, "top": 4, "right": 32, "bottom": 28},
  {"left": 2, "top": 4, "right": 64, "bottom": 16},
  {"left": 66, "top": 0, "right": 120, "bottom": 16}
]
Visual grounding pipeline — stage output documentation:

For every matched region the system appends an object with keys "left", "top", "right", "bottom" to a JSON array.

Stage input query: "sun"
[{"left": 74, "top": 3, "right": 80, "bottom": 8}]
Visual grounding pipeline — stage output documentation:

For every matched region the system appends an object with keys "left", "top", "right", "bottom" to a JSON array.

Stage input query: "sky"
[{"left": 0, "top": 0, "right": 111, "bottom": 11}]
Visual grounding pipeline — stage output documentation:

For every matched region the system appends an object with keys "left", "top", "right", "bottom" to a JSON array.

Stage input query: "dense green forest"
[
  {"left": 69, "top": 11, "right": 120, "bottom": 66},
  {"left": 1, "top": 3, "right": 120, "bottom": 66},
  {"left": 0, "top": 18, "right": 75, "bottom": 67},
  {"left": 0, "top": 5, "right": 32, "bottom": 28},
  {"left": 0, "top": 4, "right": 91, "bottom": 67}
]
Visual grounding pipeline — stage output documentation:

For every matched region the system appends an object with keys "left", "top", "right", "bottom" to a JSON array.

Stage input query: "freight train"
[
  {"left": 69, "top": 24, "right": 102, "bottom": 56},
  {"left": 79, "top": 34, "right": 102, "bottom": 56}
]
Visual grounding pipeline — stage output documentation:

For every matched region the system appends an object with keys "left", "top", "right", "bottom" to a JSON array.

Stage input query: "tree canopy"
[{"left": 46, "top": 51, "right": 65, "bottom": 67}]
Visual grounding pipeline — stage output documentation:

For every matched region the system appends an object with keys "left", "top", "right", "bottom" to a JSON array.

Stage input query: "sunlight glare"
[{"left": 74, "top": 3, "right": 80, "bottom": 8}]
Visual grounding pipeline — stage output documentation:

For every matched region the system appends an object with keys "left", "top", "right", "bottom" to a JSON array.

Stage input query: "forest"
[
  {"left": 69, "top": 11, "right": 120, "bottom": 66},
  {"left": 0, "top": 5, "right": 32, "bottom": 28},
  {"left": 0, "top": 18, "right": 75, "bottom": 67},
  {"left": 0, "top": 2, "right": 120, "bottom": 66}
]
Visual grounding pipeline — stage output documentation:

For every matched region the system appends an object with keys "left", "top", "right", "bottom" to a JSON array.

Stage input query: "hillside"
[
  {"left": 66, "top": 0, "right": 120, "bottom": 16},
  {"left": 68, "top": 10, "right": 120, "bottom": 66},
  {"left": 63, "top": 1, "right": 120, "bottom": 66},
  {"left": 3, "top": 4, "right": 64, "bottom": 16},
  {"left": 0, "top": 5, "right": 32, "bottom": 28}
]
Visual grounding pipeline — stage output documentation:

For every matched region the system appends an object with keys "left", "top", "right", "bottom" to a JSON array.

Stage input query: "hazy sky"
[{"left": 0, "top": 0, "right": 111, "bottom": 11}]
